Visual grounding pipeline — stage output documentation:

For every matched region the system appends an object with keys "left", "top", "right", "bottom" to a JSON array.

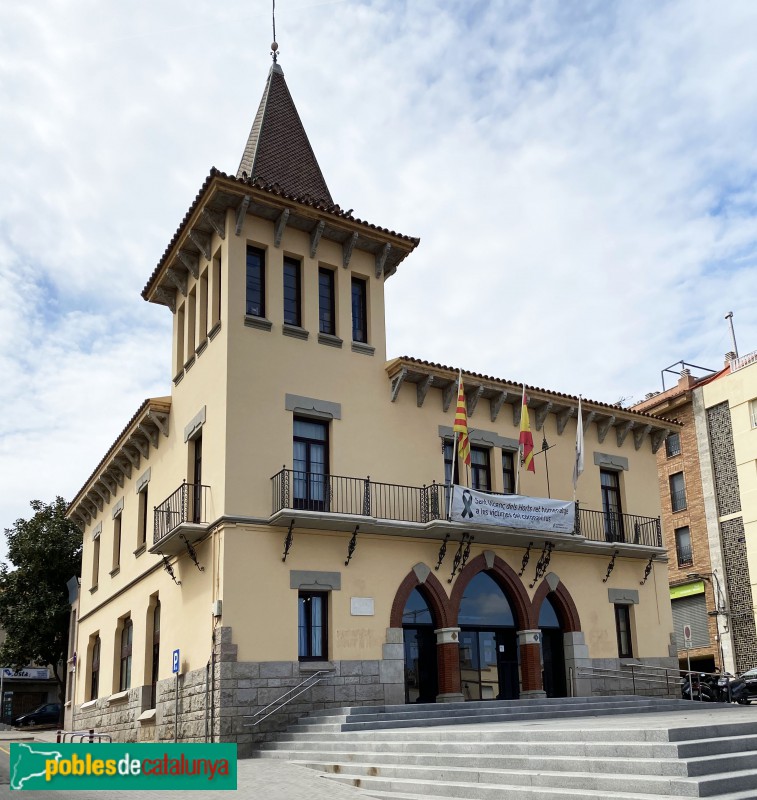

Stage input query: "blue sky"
[{"left": 1, "top": 0, "right": 756, "bottom": 557}]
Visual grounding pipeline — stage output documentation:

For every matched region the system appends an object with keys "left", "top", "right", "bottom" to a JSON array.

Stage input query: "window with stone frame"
[
  {"left": 298, "top": 591, "right": 327, "bottom": 660},
  {"left": 119, "top": 617, "right": 133, "bottom": 692},
  {"left": 89, "top": 635, "right": 101, "bottom": 701},
  {"left": 614, "top": 604, "right": 633, "bottom": 658},
  {"left": 750, "top": 398, "right": 757, "bottom": 429}
]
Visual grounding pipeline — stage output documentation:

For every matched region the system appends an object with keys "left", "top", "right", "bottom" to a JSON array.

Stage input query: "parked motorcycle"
[
  {"left": 717, "top": 673, "right": 751, "bottom": 704},
  {"left": 682, "top": 672, "right": 751, "bottom": 704},
  {"left": 682, "top": 673, "right": 716, "bottom": 702}
]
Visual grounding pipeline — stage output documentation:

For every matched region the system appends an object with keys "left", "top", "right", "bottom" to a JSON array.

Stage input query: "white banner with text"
[{"left": 450, "top": 486, "right": 575, "bottom": 533}]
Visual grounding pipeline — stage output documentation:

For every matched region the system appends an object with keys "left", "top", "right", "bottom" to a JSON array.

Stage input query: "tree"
[{"left": 0, "top": 498, "right": 82, "bottom": 709}]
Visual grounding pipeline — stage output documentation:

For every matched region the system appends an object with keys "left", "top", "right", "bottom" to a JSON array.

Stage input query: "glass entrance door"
[
  {"left": 459, "top": 629, "right": 519, "bottom": 700},
  {"left": 403, "top": 627, "right": 438, "bottom": 703}
]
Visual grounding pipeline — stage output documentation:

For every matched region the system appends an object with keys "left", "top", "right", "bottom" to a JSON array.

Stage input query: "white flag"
[{"left": 573, "top": 397, "right": 584, "bottom": 492}]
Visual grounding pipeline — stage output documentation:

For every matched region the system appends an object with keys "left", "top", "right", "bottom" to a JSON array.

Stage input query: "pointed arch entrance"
[
  {"left": 390, "top": 566, "right": 451, "bottom": 704},
  {"left": 532, "top": 574, "right": 582, "bottom": 699}
]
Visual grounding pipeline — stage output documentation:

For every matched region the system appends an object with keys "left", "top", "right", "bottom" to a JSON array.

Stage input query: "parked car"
[
  {"left": 12, "top": 702, "right": 61, "bottom": 727},
  {"left": 740, "top": 667, "right": 757, "bottom": 698}
]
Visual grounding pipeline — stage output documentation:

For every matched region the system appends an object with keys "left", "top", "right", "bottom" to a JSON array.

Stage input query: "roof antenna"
[
  {"left": 725, "top": 311, "right": 739, "bottom": 358},
  {"left": 271, "top": 0, "right": 279, "bottom": 63}
]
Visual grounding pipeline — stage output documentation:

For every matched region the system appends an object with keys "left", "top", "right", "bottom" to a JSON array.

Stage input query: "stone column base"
[
  {"left": 520, "top": 689, "right": 547, "bottom": 700},
  {"left": 436, "top": 692, "right": 465, "bottom": 703}
]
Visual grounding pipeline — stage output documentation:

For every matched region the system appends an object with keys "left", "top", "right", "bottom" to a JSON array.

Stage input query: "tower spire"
[{"left": 271, "top": 0, "right": 279, "bottom": 63}]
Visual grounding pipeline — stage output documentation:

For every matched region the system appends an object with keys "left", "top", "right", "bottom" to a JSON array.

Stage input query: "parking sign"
[{"left": 172, "top": 649, "right": 180, "bottom": 674}]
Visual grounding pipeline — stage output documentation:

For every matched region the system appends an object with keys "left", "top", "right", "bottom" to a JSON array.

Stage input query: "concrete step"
[
  {"left": 290, "top": 703, "right": 730, "bottom": 733},
  {"left": 259, "top": 732, "right": 757, "bottom": 760},
  {"left": 263, "top": 747, "right": 757, "bottom": 778},
  {"left": 355, "top": 789, "right": 757, "bottom": 800},
  {"left": 322, "top": 766, "right": 757, "bottom": 798},
  {"left": 297, "top": 696, "right": 707, "bottom": 729}
]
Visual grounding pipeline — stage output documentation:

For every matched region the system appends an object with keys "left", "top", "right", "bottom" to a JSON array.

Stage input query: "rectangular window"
[
  {"left": 298, "top": 591, "right": 327, "bottom": 660},
  {"left": 318, "top": 268, "right": 336, "bottom": 335},
  {"left": 91, "top": 534, "right": 100, "bottom": 590},
  {"left": 502, "top": 450, "right": 516, "bottom": 494},
  {"left": 665, "top": 432, "right": 681, "bottom": 458},
  {"left": 283, "top": 257, "right": 301, "bottom": 327},
  {"left": 293, "top": 418, "right": 328, "bottom": 510},
  {"left": 351, "top": 277, "right": 367, "bottom": 343},
  {"left": 111, "top": 513, "right": 122, "bottom": 573},
  {"left": 615, "top": 604, "right": 633, "bottom": 658},
  {"left": 137, "top": 486, "right": 149, "bottom": 550},
  {"left": 670, "top": 471, "right": 687, "bottom": 512},
  {"left": 675, "top": 526, "right": 693, "bottom": 567},
  {"left": 191, "top": 433, "right": 203, "bottom": 524},
  {"left": 150, "top": 599, "right": 160, "bottom": 709},
  {"left": 89, "top": 635, "right": 100, "bottom": 701},
  {"left": 246, "top": 246, "right": 266, "bottom": 317},
  {"left": 198, "top": 268, "right": 208, "bottom": 344},
  {"left": 470, "top": 446, "right": 490, "bottom": 492},
  {"left": 601, "top": 469, "right": 624, "bottom": 541},
  {"left": 175, "top": 303, "right": 185, "bottom": 376},
  {"left": 186, "top": 286, "right": 196, "bottom": 359},
  {"left": 119, "top": 617, "right": 133, "bottom": 692},
  {"left": 211, "top": 253, "right": 221, "bottom": 328},
  {"left": 750, "top": 399, "right": 757, "bottom": 429}
]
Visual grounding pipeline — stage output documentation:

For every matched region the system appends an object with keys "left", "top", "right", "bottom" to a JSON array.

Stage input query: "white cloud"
[{"left": 1, "top": 0, "right": 757, "bottom": 556}]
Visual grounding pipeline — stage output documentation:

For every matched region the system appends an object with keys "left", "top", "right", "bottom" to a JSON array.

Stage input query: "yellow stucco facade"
[{"left": 65, "top": 62, "right": 680, "bottom": 750}]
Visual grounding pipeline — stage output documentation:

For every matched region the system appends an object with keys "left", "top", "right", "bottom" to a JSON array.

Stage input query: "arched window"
[
  {"left": 538, "top": 595, "right": 560, "bottom": 628},
  {"left": 458, "top": 573, "right": 514, "bottom": 627},
  {"left": 402, "top": 588, "right": 433, "bottom": 626}
]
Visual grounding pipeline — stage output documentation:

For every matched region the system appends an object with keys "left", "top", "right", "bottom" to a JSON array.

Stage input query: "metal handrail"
[
  {"left": 570, "top": 663, "right": 730, "bottom": 700},
  {"left": 243, "top": 670, "right": 329, "bottom": 728}
]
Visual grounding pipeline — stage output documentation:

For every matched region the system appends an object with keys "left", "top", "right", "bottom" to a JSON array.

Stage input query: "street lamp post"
[{"left": 687, "top": 571, "right": 728, "bottom": 674}]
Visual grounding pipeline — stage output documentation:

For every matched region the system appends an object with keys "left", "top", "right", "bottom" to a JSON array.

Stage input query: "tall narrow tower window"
[
  {"left": 246, "top": 246, "right": 266, "bottom": 317},
  {"left": 283, "top": 257, "right": 301, "bottom": 327}
]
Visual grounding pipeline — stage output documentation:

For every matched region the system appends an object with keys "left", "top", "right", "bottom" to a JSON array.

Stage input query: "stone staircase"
[{"left": 255, "top": 696, "right": 757, "bottom": 799}]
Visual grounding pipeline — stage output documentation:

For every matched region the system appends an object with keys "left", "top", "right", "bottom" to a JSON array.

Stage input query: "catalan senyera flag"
[
  {"left": 519, "top": 388, "right": 535, "bottom": 473},
  {"left": 453, "top": 374, "right": 471, "bottom": 467}
]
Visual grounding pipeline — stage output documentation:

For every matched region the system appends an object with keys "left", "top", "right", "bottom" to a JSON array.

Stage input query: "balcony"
[
  {"left": 271, "top": 469, "right": 662, "bottom": 549},
  {"left": 150, "top": 481, "right": 210, "bottom": 555},
  {"left": 675, "top": 541, "right": 693, "bottom": 567}
]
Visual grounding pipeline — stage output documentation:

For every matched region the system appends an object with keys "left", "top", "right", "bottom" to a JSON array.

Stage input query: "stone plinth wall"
[
  {"left": 71, "top": 626, "right": 405, "bottom": 756},
  {"left": 572, "top": 656, "right": 680, "bottom": 698}
]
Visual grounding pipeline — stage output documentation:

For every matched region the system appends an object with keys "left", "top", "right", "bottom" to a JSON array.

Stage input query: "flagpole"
[
  {"left": 573, "top": 396, "right": 584, "bottom": 503},
  {"left": 447, "top": 371, "right": 461, "bottom": 519},
  {"left": 514, "top": 384, "right": 526, "bottom": 495}
]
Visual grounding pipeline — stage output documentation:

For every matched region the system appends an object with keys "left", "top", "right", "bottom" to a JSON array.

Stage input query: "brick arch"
[
  {"left": 449, "top": 553, "right": 531, "bottom": 631},
  {"left": 531, "top": 576, "right": 582, "bottom": 632},
  {"left": 390, "top": 567, "right": 451, "bottom": 629}
]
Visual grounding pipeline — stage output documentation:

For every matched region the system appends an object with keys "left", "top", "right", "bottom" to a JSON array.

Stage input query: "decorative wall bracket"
[
  {"left": 448, "top": 533, "right": 473, "bottom": 584},
  {"left": 603, "top": 550, "right": 620, "bottom": 583},
  {"left": 518, "top": 541, "right": 533, "bottom": 577},
  {"left": 282, "top": 520, "right": 295, "bottom": 562},
  {"left": 640, "top": 556, "right": 655, "bottom": 585},
  {"left": 160, "top": 553, "right": 181, "bottom": 586},
  {"left": 435, "top": 532, "right": 450, "bottom": 571},
  {"left": 345, "top": 525, "right": 360, "bottom": 566},
  {"left": 529, "top": 542, "right": 554, "bottom": 588},
  {"left": 180, "top": 534, "right": 204, "bottom": 572}
]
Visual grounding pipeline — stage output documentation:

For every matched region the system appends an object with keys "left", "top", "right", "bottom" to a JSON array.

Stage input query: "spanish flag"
[
  {"left": 453, "top": 373, "right": 471, "bottom": 467},
  {"left": 519, "top": 386, "right": 535, "bottom": 473}
]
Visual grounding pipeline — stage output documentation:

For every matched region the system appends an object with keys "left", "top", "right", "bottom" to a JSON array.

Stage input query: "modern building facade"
[
  {"left": 636, "top": 351, "right": 757, "bottom": 675},
  {"left": 65, "top": 58, "right": 679, "bottom": 752}
]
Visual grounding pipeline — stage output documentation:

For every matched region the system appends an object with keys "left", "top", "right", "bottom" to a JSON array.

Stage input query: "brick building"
[{"left": 636, "top": 351, "right": 757, "bottom": 674}]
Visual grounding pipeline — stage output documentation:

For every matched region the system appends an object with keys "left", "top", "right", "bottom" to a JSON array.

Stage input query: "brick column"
[
  {"left": 435, "top": 627, "right": 464, "bottom": 703},
  {"left": 518, "top": 629, "right": 546, "bottom": 699}
]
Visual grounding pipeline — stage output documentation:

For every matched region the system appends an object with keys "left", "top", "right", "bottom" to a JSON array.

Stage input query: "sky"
[{"left": 1, "top": 0, "right": 757, "bottom": 556}]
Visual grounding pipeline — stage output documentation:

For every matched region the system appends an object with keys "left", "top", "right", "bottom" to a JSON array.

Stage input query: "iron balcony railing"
[
  {"left": 154, "top": 481, "right": 210, "bottom": 544},
  {"left": 272, "top": 468, "right": 442, "bottom": 523},
  {"left": 577, "top": 508, "right": 662, "bottom": 548},
  {"left": 271, "top": 469, "right": 662, "bottom": 547},
  {"left": 676, "top": 541, "right": 693, "bottom": 567},
  {"left": 670, "top": 489, "right": 687, "bottom": 513}
]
